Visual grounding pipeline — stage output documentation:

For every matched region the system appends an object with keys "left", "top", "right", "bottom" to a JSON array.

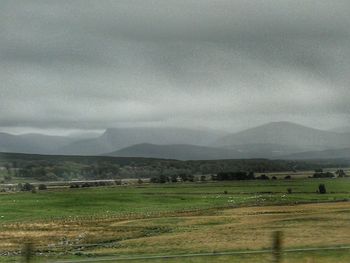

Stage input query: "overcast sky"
[{"left": 1, "top": 0, "right": 350, "bottom": 135}]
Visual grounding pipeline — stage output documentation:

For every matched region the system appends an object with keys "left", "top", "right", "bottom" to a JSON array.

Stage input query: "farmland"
[{"left": 1, "top": 177, "right": 350, "bottom": 262}]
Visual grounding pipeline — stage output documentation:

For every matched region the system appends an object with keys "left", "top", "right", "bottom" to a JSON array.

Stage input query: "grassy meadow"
[{"left": 0, "top": 177, "right": 350, "bottom": 262}]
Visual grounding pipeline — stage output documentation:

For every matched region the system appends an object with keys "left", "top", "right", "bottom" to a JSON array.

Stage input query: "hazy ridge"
[{"left": 1, "top": 122, "right": 350, "bottom": 160}]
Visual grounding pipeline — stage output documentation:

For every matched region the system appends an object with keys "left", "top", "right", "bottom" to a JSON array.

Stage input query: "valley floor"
[{"left": 0, "top": 179, "right": 350, "bottom": 262}]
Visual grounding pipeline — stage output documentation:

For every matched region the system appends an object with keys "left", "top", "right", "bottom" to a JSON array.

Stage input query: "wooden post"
[
  {"left": 22, "top": 242, "right": 33, "bottom": 263},
  {"left": 272, "top": 231, "right": 283, "bottom": 263}
]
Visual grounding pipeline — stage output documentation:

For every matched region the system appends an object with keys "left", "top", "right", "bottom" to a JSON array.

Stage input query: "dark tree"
[
  {"left": 256, "top": 174, "right": 269, "bottom": 180},
  {"left": 336, "top": 169, "right": 346, "bottom": 177},
  {"left": 159, "top": 174, "right": 168, "bottom": 183},
  {"left": 187, "top": 174, "right": 195, "bottom": 182},
  {"left": 21, "top": 183, "right": 34, "bottom": 191},
  {"left": 318, "top": 184, "right": 326, "bottom": 194},
  {"left": 170, "top": 174, "right": 178, "bottom": 183},
  {"left": 216, "top": 171, "right": 255, "bottom": 181},
  {"left": 313, "top": 172, "right": 334, "bottom": 178},
  {"left": 150, "top": 177, "right": 159, "bottom": 183},
  {"left": 38, "top": 184, "right": 47, "bottom": 190}
]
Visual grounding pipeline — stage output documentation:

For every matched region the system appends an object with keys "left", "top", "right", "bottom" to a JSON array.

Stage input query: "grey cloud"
[{"left": 0, "top": 0, "right": 350, "bottom": 133}]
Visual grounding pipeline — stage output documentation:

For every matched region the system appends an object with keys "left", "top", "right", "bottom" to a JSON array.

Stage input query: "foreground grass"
[
  {"left": 2, "top": 202, "right": 350, "bottom": 262},
  {"left": 4, "top": 250, "right": 350, "bottom": 263},
  {"left": 0, "top": 178, "right": 350, "bottom": 262}
]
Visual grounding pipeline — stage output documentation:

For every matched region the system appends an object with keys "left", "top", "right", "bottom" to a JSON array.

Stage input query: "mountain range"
[
  {"left": 106, "top": 143, "right": 244, "bottom": 160},
  {"left": 57, "top": 127, "right": 226, "bottom": 155},
  {"left": 0, "top": 133, "right": 75, "bottom": 155},
  {"left": 1, "top": 122, "right": 350, "bottom": 160}
]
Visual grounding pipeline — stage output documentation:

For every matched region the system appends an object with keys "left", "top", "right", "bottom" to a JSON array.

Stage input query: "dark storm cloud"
[{"left": 1, "top": 0, "right": 350, "bottom": 133}]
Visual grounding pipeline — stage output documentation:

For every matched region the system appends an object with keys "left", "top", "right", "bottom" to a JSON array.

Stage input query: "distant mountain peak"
[
  {"left": 215, "top": 121, "right": 350, "bottom": 152},
  {"left": 250, "top": 121, "right": 318, "bottom": 130}
]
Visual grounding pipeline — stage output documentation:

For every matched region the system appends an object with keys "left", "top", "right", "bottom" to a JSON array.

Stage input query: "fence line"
[{"left": 48, "top": 246, "right": 350, "bottom": 263}]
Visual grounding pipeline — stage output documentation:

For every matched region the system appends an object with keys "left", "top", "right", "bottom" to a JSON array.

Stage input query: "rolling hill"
[
  {"left": 106, "top": 143, "right": 245, "bottom": 160},
  {"left": 283, "top": 148, "right": 350, "bottom": 160},
  {"left": 215, "top": 121, "right": 350, "bottom": 153},
  {"left": 58, "top": 127, "right": 226, "bottom": 155}
]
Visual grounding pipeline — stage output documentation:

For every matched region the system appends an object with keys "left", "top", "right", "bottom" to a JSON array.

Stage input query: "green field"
[
  {"left": 1, "top": 178, "right": 350, "bottom": 262},
  {"left": 1, "top": 178, "right": 350, "bottom": 222}
]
